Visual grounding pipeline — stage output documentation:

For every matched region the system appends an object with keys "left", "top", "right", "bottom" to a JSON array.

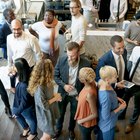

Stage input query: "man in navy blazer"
[
  {"left": 0, "top": 8, "right": 15, "bottom": 59},
  {"left": 96, "top": 35, "right": 129, "bottom": 98},
  {"left": 54, "top": 42, "right": 92, "bottom": 140}
]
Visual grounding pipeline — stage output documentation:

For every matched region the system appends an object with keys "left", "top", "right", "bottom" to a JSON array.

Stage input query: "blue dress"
[{"left": 98, "top": 90, "right": 119, "bottom": 133}]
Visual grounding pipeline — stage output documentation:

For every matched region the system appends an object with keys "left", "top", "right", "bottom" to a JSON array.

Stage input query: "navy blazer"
[
  {"left": 0, "top": 22, "right": 12, "bottom": 49},
  {"left": 54, "top": 55, "right": 92, "bottom": 98},
  {"left": 96, "top": 49, "right": 129, "bottom": 82}
]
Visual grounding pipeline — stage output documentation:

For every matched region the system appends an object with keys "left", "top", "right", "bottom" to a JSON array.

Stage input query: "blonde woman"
[
  {"left": 28, "top": 59, "right": 62, "bottom": 140},
  {"left": 97, "top": 66, "right": 126, "bottom": 140},
  {"left": 75, "top": 67, "right": 98, "bottom": 140}
]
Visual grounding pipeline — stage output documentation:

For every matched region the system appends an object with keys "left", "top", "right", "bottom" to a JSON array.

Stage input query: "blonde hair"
[
  {"left": 27, "top": 59, "right": 54, "bottom": 96},
  {"left": 79, "top": 67, "right": 96, "bottom": 83},
  {"left": 99, "top": 66, "right": 117, "bottom": 80}
]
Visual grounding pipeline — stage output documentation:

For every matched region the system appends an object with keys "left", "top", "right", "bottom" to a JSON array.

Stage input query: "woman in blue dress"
[{"left": 97, "top": 66, "right": 126, "bottom": 140}]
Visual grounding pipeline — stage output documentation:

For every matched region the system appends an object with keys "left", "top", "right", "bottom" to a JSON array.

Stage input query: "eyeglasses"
[{"left": 69, "top": 7, "right": 79, "bottom": 9}]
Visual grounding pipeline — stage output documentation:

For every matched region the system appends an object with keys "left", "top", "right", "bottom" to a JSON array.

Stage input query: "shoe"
[
  {"left": 5, "top": 107, "right": 12, "bottom": 118},
  {"left": 20, "top": 129, "right": 30, "bottom": 137},
  {"left": 125, "top": 124, "right": 134, "bottom": 134},
  {"left": 53, "top": 130, "right": 61, "bottom": 139},
  {"left": 115, "top": 125, "right": 119, "bottom": 132},
  {"left": 25, "top": 133, "right": 37, "bottom": 140},
  {"left": 69, "top": 131, "right": 75, "bottom": 140}
]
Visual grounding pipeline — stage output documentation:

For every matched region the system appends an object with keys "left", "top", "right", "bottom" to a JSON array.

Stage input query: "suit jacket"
[
  {"left": 0, "top": 22, "right": 12, "bottom": 49},
  {"left": 54, "top": 55, "right": 92, "bottom": 98},
  {"left": 96, "top": 49, "right": 129, "bottom": 82}
]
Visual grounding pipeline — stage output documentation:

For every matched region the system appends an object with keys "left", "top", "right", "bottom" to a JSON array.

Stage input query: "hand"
[
  {"left": 117, "top": 97, "right": 125, "bottom": 104},
  {"left": 118, "top": 101, "right": 126, "bottom": 111},
  {"left": 133, "top": 40, "right": 140, "bottom": 45},
  {"left": 54, "top": 93, "right": 62, "bottom": 102},
  {"left": 64, "top": 84, "right": 74, "bottom": 93},
  {"left": 116, "top": 81, "right": 125, "bottom": 89},
  {"left": 77, "top": 119, "right": 83, "bottom": 125},
  {"left": 75, "top": 96, "right": 79, "bottom": 101},
  {"left": 91, "top": 7, "right": 98, "bottom": 12},
  {"left": 8, "top": 66, "right": 16, "bottom": 76}
]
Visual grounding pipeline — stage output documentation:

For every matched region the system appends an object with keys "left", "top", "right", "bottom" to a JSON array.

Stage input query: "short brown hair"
[
  {"left": 110, "top": 35, "right": 123, "bottom": 47},
  {"left": 66, "top": 41, "right": 80, "bottom": 52}
]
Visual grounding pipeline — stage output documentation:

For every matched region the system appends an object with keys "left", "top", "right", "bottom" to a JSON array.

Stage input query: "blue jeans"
[
  {"left": 13, "top": 106, "right": 37, "bottom": 135},
  {"left": 97, "top": 127, "right": 115, "bottom": 140}
]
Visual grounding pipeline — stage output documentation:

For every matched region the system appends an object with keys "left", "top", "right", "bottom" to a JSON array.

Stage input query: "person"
[
  {"left": 97, "top": 65, "right": 126, "bottom": 140},
  {"left": 65, "top": 0, "right": 87, "bottom": 55},
  {"left": 96, "top": 35, "right": 129, "bottom": 98},
  {"left": 80, "top": 0, "right": 99, "bottom": 28},
  {"left": 124, "top": 10, "right": 140, "bottom": 60},
  {"left": 0, "top": 0, "right": 16, "bottom": 25},
  {"left": 119, "top": 46, "right": 140, "bottom": 134},
  {"left": 7, "top": 19, "right": 41, "bottom": 93},
  {"left": 98, "top": 0, "right": 111, "bottom": 22},
  {"left": 0, "top": 79, "right": 12, "bottom": 117},
  {"left": 29, "top": 9, "right": 65, "bottom": 66},
  {"left": 75, "top": 67, "right": 98, "bottom": 140},
  {"left": 0, "top": 8, "right": 15, "bottom": 59},
  {"left": 12, "top": 58, "right": 37, "bottom": 140},
  {"left": 27, "top": 59, "right": 62, "bottom": 140},
  {"left": 54, "top": 42, "right": 92, "bottom": 140},
  {"left": 109, "top": 0, "right": 128, "bottom": 23}
]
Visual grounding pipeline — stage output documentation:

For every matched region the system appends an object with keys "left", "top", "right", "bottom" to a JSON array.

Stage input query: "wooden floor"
[
  {"left": 0, "top": 59, "right": 140, "bottom": 140},
  {"left": 0, "top": 92, "right": 140, "bottom": 140}
]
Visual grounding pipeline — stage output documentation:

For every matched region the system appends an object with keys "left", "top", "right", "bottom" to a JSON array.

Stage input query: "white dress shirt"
[
  {"left": 110, "top": 0, "right": 127, "bottom": 20},
  {"left": 7, "top": 31, "right": 41, "bottom": 67}
]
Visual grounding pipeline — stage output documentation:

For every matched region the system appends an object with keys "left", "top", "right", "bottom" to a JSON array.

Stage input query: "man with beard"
[
  {"left": 7, "top": 19, "right": 41, "bottom": 93},
  {"left": 65, "top": 0, "right": 87, "bottom": 55},
  {"left": 54, "top": 42, "right": 92, "bottom": 140},
  {"left": 0, "top": 8, "right": 15, "bottom": 59}
]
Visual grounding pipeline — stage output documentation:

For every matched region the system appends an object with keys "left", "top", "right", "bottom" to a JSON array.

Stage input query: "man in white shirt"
[
  {"left": 65, "top": 0, "right": 87, "bottom": 55},
  {"left": 80, "top": 0, "right": 99, "bottom": 27},
  {"left": 7, "top": 19, "right": 41, "bottom": 92},
  {"left": 7, "top": 19, "right": 41, "bottom": 68},
  {"left": 110, "top": 0, "right": 127, "bottom": 22}
]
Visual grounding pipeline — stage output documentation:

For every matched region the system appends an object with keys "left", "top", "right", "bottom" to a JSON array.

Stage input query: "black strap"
[
  {"left": 129, "top": 57, "right": 140, "bottom": 81},
  {"left": 92, "top": 0, "right": 96, "bottom": 6},
  {"left": 117, "top": 0, "right": 120, "bottom": 21}
]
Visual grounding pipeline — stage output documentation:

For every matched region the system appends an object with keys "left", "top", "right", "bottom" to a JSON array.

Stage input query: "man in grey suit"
[{"left": 54, "top": 42, "right": 92, "bottom": 140}]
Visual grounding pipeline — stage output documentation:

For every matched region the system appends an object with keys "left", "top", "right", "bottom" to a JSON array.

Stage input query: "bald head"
[{"left": 11, "top": 19, "right": 23, "bottom": 38}]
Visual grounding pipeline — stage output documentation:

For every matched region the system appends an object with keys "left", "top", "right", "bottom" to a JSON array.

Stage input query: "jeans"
[
  {"left": 13, "top": 106, "right": 37, "bottom": 135},
  {"left": 97, "top": 127, "right": 115, "bottom": 140},
  {"left": 79, "top": 125, "right": 99, "bottom": 140},
  {"left": 56, "top": 95, "right": 78, "bottom": 131},
  {"left": 0, "top": 79, "right": 10, "bottom": 109},
  {"left": 119, "top": 85, "right": 140, "bottom": 124}
]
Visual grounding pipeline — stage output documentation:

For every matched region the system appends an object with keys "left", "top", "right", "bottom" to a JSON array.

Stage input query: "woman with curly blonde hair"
[{"left": 28, "top": 59, "right": 62, "bottom": 140}]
